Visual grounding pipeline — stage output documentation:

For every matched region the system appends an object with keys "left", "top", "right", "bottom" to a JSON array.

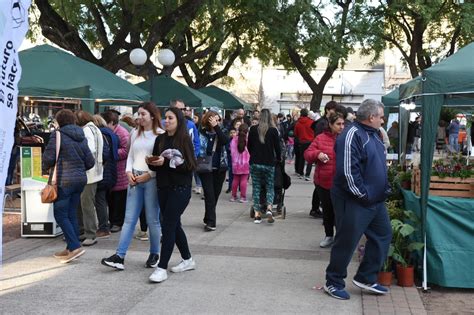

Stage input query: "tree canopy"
[
  {"left": 366, "top": 0, "right": 474, "bottom": 78},
  {"left": 31, "top": 0, "right": 474, "bottom": 111}
]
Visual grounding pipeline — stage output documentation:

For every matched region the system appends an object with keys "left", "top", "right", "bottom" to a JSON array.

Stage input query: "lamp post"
[{"left": 129, "top": 48, "right": 175, "bottom": 103}]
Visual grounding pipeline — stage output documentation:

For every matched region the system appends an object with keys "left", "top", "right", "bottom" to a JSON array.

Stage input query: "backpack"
[{"left": 97, "top": 132, "right": 117, "bottom": 190}]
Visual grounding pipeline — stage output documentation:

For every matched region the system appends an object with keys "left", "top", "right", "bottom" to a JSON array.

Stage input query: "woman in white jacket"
[
  {"left": 75, "top": 110, "right": 103, "bottom": 246},
  {"left": 101, "top": 102, "right": 164, "bottom": 271}
]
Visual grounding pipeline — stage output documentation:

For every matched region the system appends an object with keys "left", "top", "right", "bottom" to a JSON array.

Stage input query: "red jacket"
[
  {"left": 294, "top": 116, "right": 315, "bottom": 143},
  {"left": 304, "top": 131, "right": 337, "bottom": 189}
]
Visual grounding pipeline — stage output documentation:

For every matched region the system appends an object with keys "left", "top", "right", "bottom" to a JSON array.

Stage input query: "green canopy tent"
[
  {"left": 399, "top": 42, "right": 474, "bottom": 290},
  {"left": 199, "top": 85, "right": 252, "bottom": 111},
  {"left": 136, "top": 76, "right": 223, "bottom": 109},
  {"left": 19, "top": 45, "right": 149, "bottom": 113}
]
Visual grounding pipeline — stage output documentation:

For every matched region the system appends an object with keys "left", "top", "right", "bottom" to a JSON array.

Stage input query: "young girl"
[{"left": 230, "top": 123, "right": 250, "bottom": 203}]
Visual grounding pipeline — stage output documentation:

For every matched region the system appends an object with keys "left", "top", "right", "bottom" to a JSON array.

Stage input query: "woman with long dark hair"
[
  {"left": 147, "top": 107, "right": 197, "bottom": 283},
  {"left": 101, "top": 102, "right": 163, "bottom": 270},
  {"left": 197, "top": 108, "right": 230, "bottom": 232},
  {"left": 230, "top": 123, "right": 250, "bottom": 202},
  {"left": 247, "top": 109, "right": 281, "bottom": 224},
  {"left": 304, "top": 112, "right": 345, "bottom": 248}
]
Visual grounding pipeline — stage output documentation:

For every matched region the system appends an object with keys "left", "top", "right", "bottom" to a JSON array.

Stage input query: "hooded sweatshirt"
[
  {"left": 294, "top": 116, "right": 315, "bottom": 143},
  {"left": 42, "top": 124, "right": 95, "bottom": 187},
  {"left": 83, "top": 122, "right": 104, "bottom": 184}
]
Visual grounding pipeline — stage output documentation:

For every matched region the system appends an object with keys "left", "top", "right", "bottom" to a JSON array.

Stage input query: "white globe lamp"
[
  {"left": 129, "top": 48, "right": 147, "bottom": 66},
  {"left": 157, "top": 49, "right": 175, "bottom": 66}
]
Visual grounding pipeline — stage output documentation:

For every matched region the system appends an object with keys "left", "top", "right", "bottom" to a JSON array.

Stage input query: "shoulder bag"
[
  {"left": 41, "top": 131, "right": 61, "bottom": 203},
  {"left": 196, "top": 138, "right": 217, "bottom": 173}
]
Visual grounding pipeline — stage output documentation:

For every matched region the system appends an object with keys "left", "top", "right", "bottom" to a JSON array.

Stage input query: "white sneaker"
[
  {"left": 320, "top": 236, "right": 334, "bottom": 248},
  {"left": 195, "top": 187, "right": 202, "bottom": 194},
  {"left": 149, "top": 267, "right": 168, "bottom": 283},
  {"left": 170, "top": 258, "right": 196, "bottom": 273}
]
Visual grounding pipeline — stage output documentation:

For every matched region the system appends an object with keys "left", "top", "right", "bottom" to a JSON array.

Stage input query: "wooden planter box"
[{"left": 412, "top": 169, "right": 474, "bottom": 198}]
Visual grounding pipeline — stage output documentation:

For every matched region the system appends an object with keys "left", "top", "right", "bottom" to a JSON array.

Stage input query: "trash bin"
[{"left": 21, "top": 178, "right": 62, "bottom": 237}]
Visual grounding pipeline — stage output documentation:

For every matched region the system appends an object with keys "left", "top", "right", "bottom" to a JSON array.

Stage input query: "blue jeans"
[
  {"left": 116, "top": 179, "right": 161, "bottom": 257},
  {"left": 449, "top": 133, "right": 459, "bottom": 152},
  {"left": 326, "top": 190, "right": 391, "bottom": 289},
  {"left": 54, "top": 184, "right": 85, "bottom": 251}
]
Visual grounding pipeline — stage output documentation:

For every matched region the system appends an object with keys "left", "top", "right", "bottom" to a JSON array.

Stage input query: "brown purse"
[{"left": 41, "top": 131, "right": 61, "bottom": 203}]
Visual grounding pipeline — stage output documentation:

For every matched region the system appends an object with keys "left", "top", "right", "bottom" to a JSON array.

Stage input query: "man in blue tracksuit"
[{"left": 324, "top": 99, "right": 392, "bottom": 300}]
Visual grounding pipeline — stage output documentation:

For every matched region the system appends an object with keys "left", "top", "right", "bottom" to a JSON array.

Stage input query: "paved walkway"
[{"left": 0, "top": 175, "right": 426, "bottom": 314}]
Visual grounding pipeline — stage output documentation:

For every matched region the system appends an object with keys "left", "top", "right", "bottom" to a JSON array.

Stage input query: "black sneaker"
[
  {"left": 101, "top": 254, "right": 124, "bottom": 270},
  {"left": 145, "top": 253, "right": 160, "bottom": 268},
  {"left": 309, "top": 209, "right": 323, "bottom": 218}
]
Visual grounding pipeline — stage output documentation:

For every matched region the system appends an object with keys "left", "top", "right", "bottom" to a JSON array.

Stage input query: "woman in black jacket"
[
  {"left": 42, "top": 109, "right": 94, "bottom": 263},
  {"left": 197, "top": 108, "right": 230, "bottom": 232},
  {"left": 247, "top": 109, "right": 281, "bottom": 224},
  {"left": 147, "top": 107, "right": 197, "bottom": 283}
]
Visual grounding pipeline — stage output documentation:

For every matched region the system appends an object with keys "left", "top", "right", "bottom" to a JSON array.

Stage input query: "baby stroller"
[{"left": 249, "top": 161, "right": 291, "bottom": 219}]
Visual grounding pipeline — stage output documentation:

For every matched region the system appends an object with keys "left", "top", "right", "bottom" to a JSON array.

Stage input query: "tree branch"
[{"left": 34, "top": 0, "right": 98, "bottom": 63}]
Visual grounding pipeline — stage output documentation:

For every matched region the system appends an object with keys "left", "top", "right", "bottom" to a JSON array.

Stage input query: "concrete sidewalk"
[{"left": 0, "top": 176, "right": 426, "bottom": 314}]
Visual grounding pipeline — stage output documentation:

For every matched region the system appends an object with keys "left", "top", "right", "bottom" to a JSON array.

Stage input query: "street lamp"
[{"left": 129, "top": 48, "right": 175, "bottom": 103}]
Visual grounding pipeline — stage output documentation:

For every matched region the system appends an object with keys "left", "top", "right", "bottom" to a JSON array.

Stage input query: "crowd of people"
[{"left": 41, "top": 98, "right": 398, "bottom": 299}]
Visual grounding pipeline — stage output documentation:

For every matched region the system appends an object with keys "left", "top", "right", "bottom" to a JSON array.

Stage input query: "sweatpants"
[{"left": 325, "top": 191, "right": 392, "bottom": 289}]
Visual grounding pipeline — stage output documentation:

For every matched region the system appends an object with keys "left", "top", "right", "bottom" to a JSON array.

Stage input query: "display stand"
[{"left": 20, "top": 147, "right": 62, "bottom": 237}]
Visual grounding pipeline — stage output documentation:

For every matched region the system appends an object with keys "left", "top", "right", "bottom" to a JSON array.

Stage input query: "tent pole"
[{"left": 423, "top": 233, "right": 428, "bottom": 291}]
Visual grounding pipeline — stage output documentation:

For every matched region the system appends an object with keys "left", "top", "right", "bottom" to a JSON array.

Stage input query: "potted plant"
[
  {"left": 397, "top": 170, "right": 412, "bottom": 190},
  {"left": 391, "top": 210, "right": 424, "bottom": 287},
  {"left": 377, "top": 245, "right": 394, "bottom": 286}
]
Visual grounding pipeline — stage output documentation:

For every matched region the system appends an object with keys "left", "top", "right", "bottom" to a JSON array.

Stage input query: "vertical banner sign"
[{"left": 0, "top": 0, "right": 32, "bottom": 265}]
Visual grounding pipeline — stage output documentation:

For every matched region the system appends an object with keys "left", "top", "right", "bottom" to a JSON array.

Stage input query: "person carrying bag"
[{"left": 41, "top": 131, "right": 60, "bottom": 203}]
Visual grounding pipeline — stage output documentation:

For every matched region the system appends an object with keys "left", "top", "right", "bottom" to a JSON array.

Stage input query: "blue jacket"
[
  {"left": 187, "top": 118, "right": 200, "bottom": 157},
  {"left": 97, "top": 127, "right": 119, "bottom": 190},
  {"left": 42, "top": 125, "right": 95, "bottom": 187},
  {"left": 332, "top": 121, "right": 389, "bottom": 206}
]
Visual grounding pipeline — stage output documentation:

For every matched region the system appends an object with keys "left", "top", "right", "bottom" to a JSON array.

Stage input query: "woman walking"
[
  {"left": 247, "top": 109, "right": 281, "bottom": 224},
  {"left": 43, "top": 109, "right": 94, "bottom": 263},
  {"left": 229, "top": 123, "right": 250, "bottom": 203},
  {"left": 304, "top": 112, "right": 345, "bottom": 247},
  {"left": 101, "top": 102, "right": 163, "bottom": 270},
  {"left": 198, "top": 108, "right": 230, "bottom": 232},
  {"left": 147, "top": 107, "right": 197, "bottom": 283}
]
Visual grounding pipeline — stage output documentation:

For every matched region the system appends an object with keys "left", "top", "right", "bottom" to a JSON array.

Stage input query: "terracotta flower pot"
[
  {"left": 396, "top": 264, "right": 414, "bottom": 287},
  {"left": 377, "top": 271, "right": 392, "bottom": 286},
  {"left": 401, "top": 180, "right": 411, "bottom": 190}
]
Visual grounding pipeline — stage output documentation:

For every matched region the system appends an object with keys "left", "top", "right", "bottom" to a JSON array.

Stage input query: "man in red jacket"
[{"left": 294, "top": 108, "right": 315, "bottom": 180}]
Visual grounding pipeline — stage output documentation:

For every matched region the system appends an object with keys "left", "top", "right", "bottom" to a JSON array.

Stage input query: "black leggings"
[
  {"left": 317, "top": 185, "right": 335, "bottom": 237},
  {"left": 157, "top": 186, "right": 192, "bottom": 269}
]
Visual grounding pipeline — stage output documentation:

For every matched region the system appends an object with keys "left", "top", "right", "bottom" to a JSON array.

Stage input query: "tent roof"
[
  {"left": 424, "top": 42, "right": 474, "bottom": 95},
  {"left": 381, "top": 87, "right": 399, "bottom": 107},
  {"left": 136, "top": 76, "right": 223, "bottom": 109},
  {"left": 199, "top": 85, "right": 252, "bottom": 110},
  {"left": 400, "top": 42, "right": 474, "bottom": 101},
  {"left": 19, "top": 44, "right": 149, "bottom": 103}
]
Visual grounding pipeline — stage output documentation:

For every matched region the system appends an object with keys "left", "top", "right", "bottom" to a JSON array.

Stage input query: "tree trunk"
[{"left": 310, "top": 90, "right": 324, "bottom": 113}]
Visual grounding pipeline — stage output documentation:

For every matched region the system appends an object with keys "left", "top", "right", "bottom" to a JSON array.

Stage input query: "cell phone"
[{"left": 146, "top": 155, "right": 160, "bottom": 163}]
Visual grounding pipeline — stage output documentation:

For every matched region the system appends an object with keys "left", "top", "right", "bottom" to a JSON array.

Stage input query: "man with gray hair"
[{"left": 324, "top": 99, "right": 391, "bottom": 300}]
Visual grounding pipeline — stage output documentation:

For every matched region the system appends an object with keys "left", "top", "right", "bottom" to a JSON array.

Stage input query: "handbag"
[
  {"left": 41, "top": 131, "right": 61, "bottom": 203},
  {"left": 196, "top": 139, "right": 217, "bottom": 173}
]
